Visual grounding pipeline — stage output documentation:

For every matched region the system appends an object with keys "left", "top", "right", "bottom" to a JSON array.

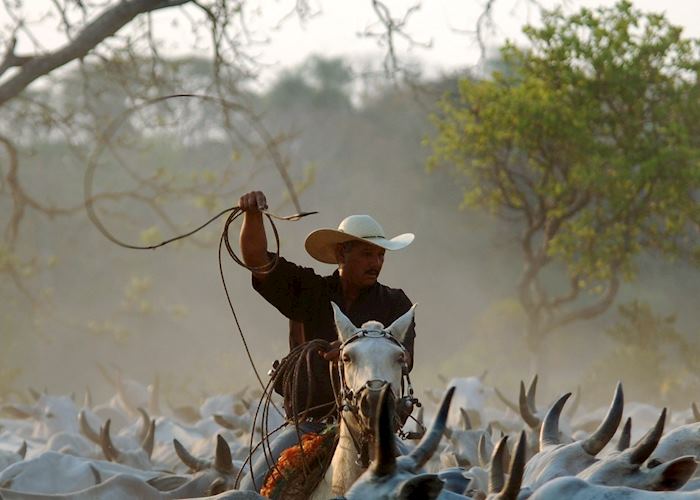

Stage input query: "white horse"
[{"left": 309, "top": 302, "right": 417, "bottom": 499}]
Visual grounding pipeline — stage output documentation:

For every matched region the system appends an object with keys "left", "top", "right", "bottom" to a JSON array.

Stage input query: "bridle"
[{"left": 332, "top": 327, "right": 424, "bottom": 467}]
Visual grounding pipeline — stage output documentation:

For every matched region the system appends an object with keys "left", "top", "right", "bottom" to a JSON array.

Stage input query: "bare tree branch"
[{"left": 0, "top": 0, "right": 191, "bottom": 107}]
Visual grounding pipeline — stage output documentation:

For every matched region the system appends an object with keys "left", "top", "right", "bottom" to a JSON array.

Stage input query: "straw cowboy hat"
[{"left": 305, "top": 215, "right": 414, "bottom": 264}]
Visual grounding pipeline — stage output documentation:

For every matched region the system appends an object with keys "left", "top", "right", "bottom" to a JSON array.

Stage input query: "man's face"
[{"left": 337, "top": 241, "right": 385, "bottom": 289}]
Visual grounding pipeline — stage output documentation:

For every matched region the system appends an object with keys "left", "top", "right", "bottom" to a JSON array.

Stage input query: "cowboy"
[
  {"left": 238, "top": 190, "right": 416, "bottom": 492},
  {"left": 239, "top": 190, "right": 416, "bottom": 413}
]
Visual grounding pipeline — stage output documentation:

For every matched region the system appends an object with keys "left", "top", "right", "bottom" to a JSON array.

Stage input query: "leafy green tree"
[{"left": 428, "top": 1, "right": 700, "bottom": 358}]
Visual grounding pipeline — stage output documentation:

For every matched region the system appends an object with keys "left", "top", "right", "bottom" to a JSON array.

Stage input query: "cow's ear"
[
  {"left": 332, "top": 302, "right": 357, "bottom": 342},
  {"left": 653, "top": 456, "right": 697, "bottom": 491},
  {"left": 397, "top": 474, "right": 444, "bottom": 500}
]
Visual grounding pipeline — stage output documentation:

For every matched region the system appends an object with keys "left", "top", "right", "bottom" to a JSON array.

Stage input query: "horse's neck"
[
  {"left": 311, "top": 418, "right": 367, "bottom": 499},
  {"left": 330, "top": 419, "right": 368, "bottom": 496}
]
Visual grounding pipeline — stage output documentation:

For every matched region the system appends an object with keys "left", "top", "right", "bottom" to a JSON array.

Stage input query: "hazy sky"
[{"left": 13, "top": 1, "right": 700, "bottom": 84}]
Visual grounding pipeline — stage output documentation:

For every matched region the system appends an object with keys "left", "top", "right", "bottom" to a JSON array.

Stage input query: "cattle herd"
[{"left": 1, "top": 370, "right": 700, "bottom": 499}]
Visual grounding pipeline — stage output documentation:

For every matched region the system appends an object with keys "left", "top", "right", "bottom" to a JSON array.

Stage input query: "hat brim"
[{"left": 305, "top": 229, "right": 414, "bottom": 264}]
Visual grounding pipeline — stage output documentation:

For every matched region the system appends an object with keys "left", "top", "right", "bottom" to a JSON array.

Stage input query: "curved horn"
[
  {"left": 498, "top": 431, "right": 527, "bottom": 500},
  {"left": 488, "top": 436, "right": 508, "bottom": 494},
  {"left": 408, "top": 386, "right": 456, "bottom": 470},
  {"left": 519, "top": 381, "right": 540, "bottom": 429},
  {"left": 692, "top": 402, "right": 700, "bottom": 422},
  {"left": 16, "top": 441, "right": 27, "bottom": 459},
  {"left": 2, "top": 405, "right": 34, "bottom": 419},
  {"left": 617, "top": 417, "right": 632, "bottom": 451},
  {"left": 540, "top": 392, "right": 572, "bottom": 450},
  {"left": 137, "top": 408, "right": 151, "bottom": 443},
  {"left": 99, "top": 420, "right": 122, "bottom": 462},
  {"left": 385, "top": 304, "right": 417, "bottom": 344},
  {"left": 214, "top": 414, "right": 237, "bottom": 430},
  {"left": 173, "top": 438, "right": 209, "bottom": 472},
  {"left": 89, "top": 464, "right": 102, "bottom": 485},
  {"left": 629, "top": 408, "right": 666, "bottom": 465},
  {"left": 214, "top": 434, "right": 234, "bottom": 474},
  {"left": 526, "top": 374, "right": 538, "bottom": 413},
  {"left": 494, "top": 387, "right": 520, "bottom": 414},
  {"left": 478, "top": 434, "right": 490, "bottom": 468},
  {"left": 582, "top": 381, "right": 624, "bottom": 456},
  {"left": 83, "top": 387, "right": 93, "bottom": 409},
  {"left": 148, "top": 374, "right": 160, "bottom": 416},
  {"left": 460, "top": 407, "right": 472, "bottom": 430},
  {"left": 372, "top": 385, "right": 396, "bottom": 477},
  {"left": 28, "top": 387, "right": 41, "bottom": 401},
  {"left": 115, "top": 372, "right": 137, "bottom": 415},
  {"left": 79, "top": 410, "right": 101, "bottom": 445},
  {"left": 141, "top": 419, "right": 156, "bottom": 458},
  {"left": 96, "top": 362, "right": 116, "bottom": 387}
]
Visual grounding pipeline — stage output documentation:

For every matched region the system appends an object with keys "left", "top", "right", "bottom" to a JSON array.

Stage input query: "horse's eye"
[{"left": 342, "top": 353, "right": 351, "bottom": 363}]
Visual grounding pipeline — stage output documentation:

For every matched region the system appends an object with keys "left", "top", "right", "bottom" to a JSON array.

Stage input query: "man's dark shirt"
[{"left": 252, "top": 255, "right": 416, "bottom": 418}]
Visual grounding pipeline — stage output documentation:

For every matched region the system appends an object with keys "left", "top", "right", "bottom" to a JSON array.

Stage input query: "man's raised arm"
[{"left": 238, "top": 190, "right": 272, "bottom": 281}]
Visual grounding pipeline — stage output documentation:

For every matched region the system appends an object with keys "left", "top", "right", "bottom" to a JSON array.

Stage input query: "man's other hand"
[{"left": 319, "top": 340, "right": 342, "bottom": 363}]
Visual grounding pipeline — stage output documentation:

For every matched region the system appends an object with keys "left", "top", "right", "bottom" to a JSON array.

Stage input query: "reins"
[{"left": 334, "top": 328, "right": 424, "bottom": 467}]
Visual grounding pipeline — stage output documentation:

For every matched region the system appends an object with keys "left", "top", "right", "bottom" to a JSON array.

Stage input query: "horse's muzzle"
[{"left": 357, "top": 380, "right": 393, "bottom": 421}]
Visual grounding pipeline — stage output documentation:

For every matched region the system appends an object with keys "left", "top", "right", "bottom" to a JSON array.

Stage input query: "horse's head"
[{"left": 332, "top": 302, "right": 415, "bottom": 432}]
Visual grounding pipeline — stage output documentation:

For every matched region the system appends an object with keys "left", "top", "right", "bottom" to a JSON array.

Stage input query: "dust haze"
[{"left": 2, "top": 55, "right": 699, "bottom": 416}]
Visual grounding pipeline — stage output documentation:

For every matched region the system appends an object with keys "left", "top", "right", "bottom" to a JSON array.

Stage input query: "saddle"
[{"left": 260, "top": 425, "right": 338, "bottom": 500}]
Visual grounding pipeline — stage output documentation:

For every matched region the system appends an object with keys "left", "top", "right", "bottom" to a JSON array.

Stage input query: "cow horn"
[
  {"left": 526, "top": 374, "right": 539, "bottom": 413},
  {"left": 408, "top": 386, "right": 456, "bottom": 471},
  {"left": 100, "top": 420, "right": 122, "bottom": 462},
  {"left": 116, "top": 372, "right": 137, "bottom": 415},
  {"left": 460, "top": 407, "right": 472, "bottom": 430},
  {"left": 629, "top": 408, "right": 666, "bottom": 465},
  {"left": 148, "top": 374, "right": 160, "bottom": 416},
  {"left": 141, "top": 419, "right": 156, "bottom": 458},
  {"left": 79, "top": 410, "right": 101, "bottom": 444},
  {"left": 494, "top": 387, "right": 520, "bottom": 414},
  {"left": 488, "top": 436, "right": 508, "bottom": 494},
  {"left": 582, "top": 382, "right": 623, "bottom": 456},
  {"left": 173, "top": 439, "right": 210, "bottom": 472},
  {"left": 17, "top": 441, "right": 27, "bottom": 459},
  {"left": 214, "top": 414, "right": 237, "bottom": 430},
  {"left": 89, "top": 464, "right": 102, "bottom": 485},
  {"left": 372, "top": 385, "right": 397, "bottom": 477},
  {"left": 214, "top": 434, "right": 234, "bottom": 475},
  {"left": 692, "top": 402, "right": 700, "bottom": 422},
  {"left": 540, "top": 392, "right": 572, "bottom": 450},
  {"left": 137, "top": 408, "right": 151, "bottom": 443},
  {"left": 478, "top": 434, "right": 490, "bottom": 468},
  {"left": 617, "top": 417, "right": 632, "bottom": 451},
  {"left": 2, "top": 405, "right": 34, "bottom": 419},
  {"left": 519, "top": 381, "right": 540, "bottom": 429},
  {"left": 83, "top": 387, "right": 93, "bottom": 409},
  {"left": 28, "top": 387, "right": 41, "bottom": 401},
  {"left": 498, "top": 430, "right": 527, "bottom": 500}
]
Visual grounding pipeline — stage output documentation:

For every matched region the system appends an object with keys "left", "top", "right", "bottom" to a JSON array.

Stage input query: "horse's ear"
[
  {"left": 386, "top": 304, "right": 417, "bottom": 343},
  {"left": 332, "top": 302, "right": 357, "bottom": 342}
]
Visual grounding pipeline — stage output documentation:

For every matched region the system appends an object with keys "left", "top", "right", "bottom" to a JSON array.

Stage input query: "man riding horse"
[{"left": 237, "top": 190, "right": 417, "bottom": 492}]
